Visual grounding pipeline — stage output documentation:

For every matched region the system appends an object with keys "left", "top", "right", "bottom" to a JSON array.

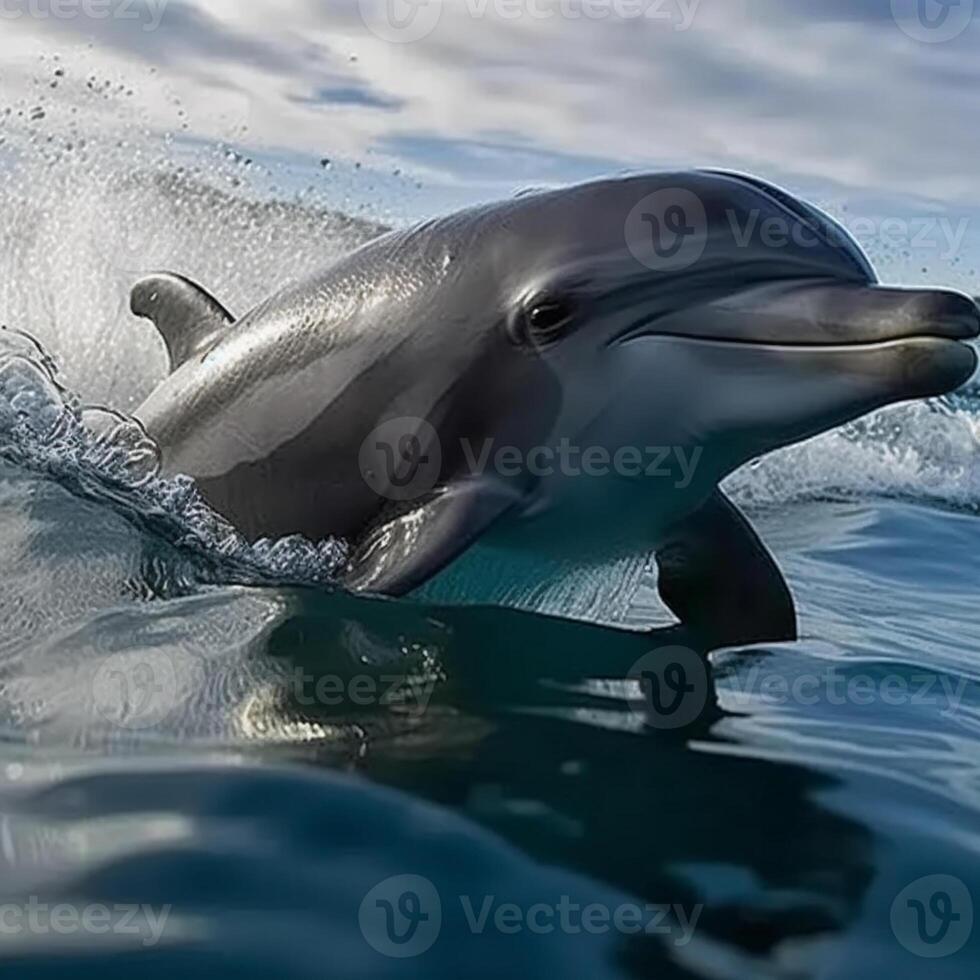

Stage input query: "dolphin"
[{"left": 130, "top": 171, "right": 979, "bottom": 646}]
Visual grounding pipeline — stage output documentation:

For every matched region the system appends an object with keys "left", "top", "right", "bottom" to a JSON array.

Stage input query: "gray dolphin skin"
[{"left": 132, "top": 171, "right": 979, "bottom": 645}]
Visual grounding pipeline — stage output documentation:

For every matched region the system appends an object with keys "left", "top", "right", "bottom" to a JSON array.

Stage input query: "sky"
[{"left": 1, "top": 0, "right": 979, "bottom": 286}]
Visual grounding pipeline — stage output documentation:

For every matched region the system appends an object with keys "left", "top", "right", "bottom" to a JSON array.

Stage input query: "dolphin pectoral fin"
[
  {"left": 131, "top": 272, "right": 236, "bottom": 372},
  {"left": 344, "top": 482, "right": 519, "bottom": 598},
  {"left": 655, "top": 490, "right": 797, "bottom": 646}
]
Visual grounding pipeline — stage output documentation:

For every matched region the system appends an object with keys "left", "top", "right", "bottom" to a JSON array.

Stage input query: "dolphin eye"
[{"left": 513, "top": 296, "right": 576, "bottom": 348}]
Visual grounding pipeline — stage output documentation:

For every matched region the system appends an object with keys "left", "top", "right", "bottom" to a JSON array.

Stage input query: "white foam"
[
  {"left": 725, "top": 396, "right": 980, "bottom": 515},
  {"left": 0, "top": 327, "right": 348, "bottom": 589}
]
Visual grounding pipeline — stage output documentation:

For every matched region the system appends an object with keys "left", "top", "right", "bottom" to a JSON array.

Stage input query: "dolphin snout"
[
  {"left": 638, "top": 280, "right": 980, "bottom": 348},
  {"left": 904, "top": 288, "right": 980, "bottom": 341},
  {"left": 850, "top": 285, "right": 980, "bottom": 343},
  {"left": 743, "top": 282, "right": 980, "bottom": 345},
  {"left": 761, "top": 282, "right": 980, "bottom": 345},
  {"left": 896, "top": 335, "right": 978, "bottom": 397}
]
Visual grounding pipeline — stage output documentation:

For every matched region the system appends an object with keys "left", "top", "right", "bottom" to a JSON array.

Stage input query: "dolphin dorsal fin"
[{"left": 131, "top": 273, "right": 236, "bottom": 372}]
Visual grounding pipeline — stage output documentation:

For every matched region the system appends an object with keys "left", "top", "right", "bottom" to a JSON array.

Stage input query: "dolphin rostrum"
[{"left": 131, "top": 171, "right": 979, "bottom": 646}]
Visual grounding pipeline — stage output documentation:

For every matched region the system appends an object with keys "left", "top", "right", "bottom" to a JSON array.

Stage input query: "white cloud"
[{"left": 0, "top": 0, "right": 977, "bottom": 279}]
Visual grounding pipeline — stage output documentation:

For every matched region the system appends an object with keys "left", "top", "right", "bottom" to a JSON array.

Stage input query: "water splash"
[
  {"left": 0, "top": 326, "right": 348, "bottom": 591},
  {"left": 0, "top": 53, "right": 387, "bottom": 412},
  {"left": 725, "top": 392, "right": 980, "bottom": 516}
]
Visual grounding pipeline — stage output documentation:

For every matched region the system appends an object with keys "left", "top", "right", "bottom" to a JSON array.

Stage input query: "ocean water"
[{"left": 0, "top": 66, "right": 977, "bottom": 980}]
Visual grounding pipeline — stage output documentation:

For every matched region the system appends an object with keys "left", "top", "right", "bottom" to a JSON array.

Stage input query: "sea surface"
[{"left": 0, "top": 65, "right": 977, "bottom": 979}]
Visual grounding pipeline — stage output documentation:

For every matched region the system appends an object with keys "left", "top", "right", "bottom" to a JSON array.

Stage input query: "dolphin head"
[{"left": 450, "top": 171, "right": 978, "bottom": 511}]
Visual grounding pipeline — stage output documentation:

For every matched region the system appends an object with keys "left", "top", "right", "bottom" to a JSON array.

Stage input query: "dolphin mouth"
[{"left": 615, "top": 281, "right": 980, "bottom": 349}]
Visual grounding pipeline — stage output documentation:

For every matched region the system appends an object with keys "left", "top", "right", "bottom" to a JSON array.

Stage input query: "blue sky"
[{"left": 2, "top": 0, "right": 980, "bottom": 288}]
